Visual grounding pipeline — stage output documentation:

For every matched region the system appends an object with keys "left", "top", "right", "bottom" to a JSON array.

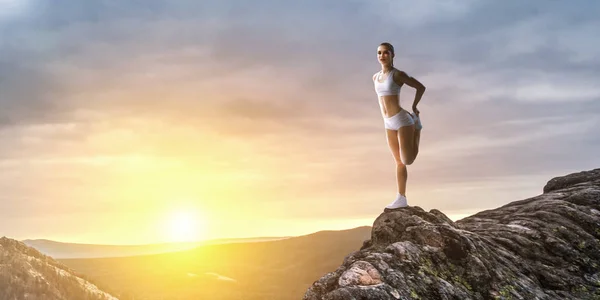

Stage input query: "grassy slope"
[{"left": 59, "top": 226, "right": 372, "bottom": 300}]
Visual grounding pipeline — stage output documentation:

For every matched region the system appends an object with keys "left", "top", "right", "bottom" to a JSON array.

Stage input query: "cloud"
[
  {"left": 204, "top": 272, "right": 237, "bottom": 283},
  {"left": 2, "top": 0, "right": 598, "bottom": 151},
  {"left": 1, "top": 0, "right": 599, "bottom": 241}
]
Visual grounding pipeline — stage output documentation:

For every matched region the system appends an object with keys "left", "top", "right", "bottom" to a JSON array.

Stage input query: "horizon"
[
  {"left": 1, "top": 1, "right": 599, "bottom": 245},
  {"left": 10, "top": 220, "right": 394, "bottom": 245},
  {"left": 18, "top": 224, "right": 373, "bottom": 246}
]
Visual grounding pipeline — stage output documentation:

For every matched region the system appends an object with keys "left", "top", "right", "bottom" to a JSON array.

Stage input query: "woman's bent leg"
[
  {"left": 412, "top": 114, "right": 422, "bottom": 160},
  {"left": 398, "top": 124, "right": 417, "bottom": 165}
]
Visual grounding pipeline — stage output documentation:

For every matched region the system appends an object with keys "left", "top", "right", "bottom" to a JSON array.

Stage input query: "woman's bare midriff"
[{"left": 379, "top": 95, "right": 404, "bottom": 118}]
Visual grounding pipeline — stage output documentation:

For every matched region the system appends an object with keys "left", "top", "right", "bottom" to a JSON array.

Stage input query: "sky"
[{"left": 1, "top": 0, "right": 599, "bottom": 245}]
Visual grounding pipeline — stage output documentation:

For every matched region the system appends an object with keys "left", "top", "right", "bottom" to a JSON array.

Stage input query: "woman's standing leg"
[{"left": 385, "top": 129, "right": 407, "bottom": 195}]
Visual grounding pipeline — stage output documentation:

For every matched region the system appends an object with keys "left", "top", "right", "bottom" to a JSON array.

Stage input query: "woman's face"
[{"left": 377, "top": 46, "right": 393, "bottom": 65}]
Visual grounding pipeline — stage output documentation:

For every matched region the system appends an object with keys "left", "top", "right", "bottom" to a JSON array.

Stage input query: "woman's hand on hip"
[{"left": 412, "top": 106, "right": 420, "bottom": 116}]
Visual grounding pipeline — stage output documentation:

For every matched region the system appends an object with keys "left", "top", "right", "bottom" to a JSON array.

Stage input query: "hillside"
[
  {"left": 0, "top": 237, "right": 118, "bottom": 300},
  {"left": 59, "top": 226, "right": 372, "bottom": 300}
]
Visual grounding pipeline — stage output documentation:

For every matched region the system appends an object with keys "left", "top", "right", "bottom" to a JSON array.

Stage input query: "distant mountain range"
[{"left": 22, "top": 236, "right": 290, "bottom": 259}]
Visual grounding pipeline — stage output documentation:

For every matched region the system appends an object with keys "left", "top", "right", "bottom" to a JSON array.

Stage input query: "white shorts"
[{"left": 383, "top": 109, "right": 415, "bottom": 130}]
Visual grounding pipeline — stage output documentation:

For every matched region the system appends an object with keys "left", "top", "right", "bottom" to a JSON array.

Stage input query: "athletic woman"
[{"left": 373, "top": 42, "right": 426, "bottom": 209}]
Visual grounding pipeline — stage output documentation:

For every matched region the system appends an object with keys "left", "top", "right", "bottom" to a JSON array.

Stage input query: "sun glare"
[{"left": 166, "top": 210, "right": 203, "bottom": 243}]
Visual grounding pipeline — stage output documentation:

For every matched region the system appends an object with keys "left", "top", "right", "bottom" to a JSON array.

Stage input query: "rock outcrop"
[
  {"left": 304, "top": 168, "right": 600, "bottom": 300},
  {"left": 0, "top": 236, "right": 118, "bottom": 300}
]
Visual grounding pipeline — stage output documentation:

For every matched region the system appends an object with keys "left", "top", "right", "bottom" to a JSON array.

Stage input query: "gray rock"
[
  {"left": 304, "top": 168, "right": 600, "bottom": 300},
  {"left": 0, "top": 236, "right": 119, "bottom": 300}
]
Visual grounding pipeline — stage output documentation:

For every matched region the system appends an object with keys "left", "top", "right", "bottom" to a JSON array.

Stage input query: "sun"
[{"left": 166, "top": 210, "right": 202, "bottom": 243}]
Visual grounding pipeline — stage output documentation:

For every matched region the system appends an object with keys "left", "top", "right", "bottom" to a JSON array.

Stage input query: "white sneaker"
[{"left": 385, "top": 194, "right": 408, "bottom": 209}]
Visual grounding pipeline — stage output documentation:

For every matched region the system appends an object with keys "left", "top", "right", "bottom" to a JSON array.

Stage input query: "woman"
[{"left": 373, "top": 42, "right": 426, "bottom": 209}]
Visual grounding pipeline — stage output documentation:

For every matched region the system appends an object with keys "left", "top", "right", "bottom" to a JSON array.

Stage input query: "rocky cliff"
[
  {"left": 0, "top": 236, "right": 118, "bottom": 300},
  {"left": 304, "top": 168, "right": 600, "bottom": 300}
]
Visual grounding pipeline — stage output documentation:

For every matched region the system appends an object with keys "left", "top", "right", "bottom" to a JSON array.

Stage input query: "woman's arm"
[{"left": 394, "top": 70, "right": 426, "bottom": 113}]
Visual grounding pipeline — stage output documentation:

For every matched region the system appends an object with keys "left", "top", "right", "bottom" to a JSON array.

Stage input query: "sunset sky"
[{"left": 1, "top": 1, "right": 599, "bottom": 245}]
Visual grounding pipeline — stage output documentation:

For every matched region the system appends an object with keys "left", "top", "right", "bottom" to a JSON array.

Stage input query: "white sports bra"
[{"left": 374, "top": 69, "right": 403, "bottom": 96}]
